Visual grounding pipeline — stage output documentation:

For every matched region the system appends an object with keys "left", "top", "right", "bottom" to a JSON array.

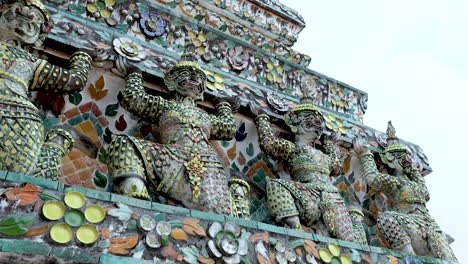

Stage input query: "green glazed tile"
[
  {"left": 256, "top": 222, "right": 287, "bottom": 235},
  {"left": 225, "top": 216, "right": 258, "bottom": 229},
  {"left": 337, "top": 239, "right": 362, "bottom": 250},
  {"left": 5, "top": 171, "right": 60, "bottom": 190},
  {"left": 50, "top": 247, "right": 98, "bottom": 263},
  {"left": 110, "top": 194, "right": 152, "bottom": 210},
  {"left": 0, "top": 239, "right": 50, "bottom": 256},
  {"left": 65, "top": 186, "right": 111, "bottom": 201},
  {"left": 152, "top": 202, "right": 190, "bottom": 216},
  {"left": 99, "top": 253, "right": 142, "bottom": 264},
  {"left": 190, "top": 209, "right": 225, "bottom": 222}
]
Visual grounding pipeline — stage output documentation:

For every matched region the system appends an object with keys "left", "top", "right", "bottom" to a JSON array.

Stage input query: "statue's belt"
[
  {"left": 273, "top": 178, "right": 339, "bottom": 193},
  {"left": 290, "top": 164, "right": 331, "bottom": 176},
  {"left": 164, "top": 144, "right": 224, "bottom": 165},
  {"left": 0, "top": 95, "right": 41, "bottom": 122},
  {"left": 0, "top": 70, "right": 28, "bottom": 90}
]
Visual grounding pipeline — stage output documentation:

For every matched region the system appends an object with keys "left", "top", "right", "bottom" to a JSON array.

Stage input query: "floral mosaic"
[
  {"left": 8, "top": 0, "right": 439, "bottom": 261},
  {"left": 44, "top": 0, "right": 368, "bottom": 122}
]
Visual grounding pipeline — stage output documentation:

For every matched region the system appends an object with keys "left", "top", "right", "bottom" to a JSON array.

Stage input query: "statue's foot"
[
  {"left": 396, "top": 243, "right": 415, "bottom": 255},
  {"left": 117, "top": 177, "right": 151, "bottom": 200},
  {"left": 284, "top": 216, "right": 301, "bottom": 229}
]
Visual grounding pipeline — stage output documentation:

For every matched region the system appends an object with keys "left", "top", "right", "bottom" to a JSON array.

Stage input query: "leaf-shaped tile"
[
  {"left": 115, "top": 114, "right": 127, "bottom": 131},
  {"left": 0, "top": 214, "right": 36, "bottom": 236},
  {"left": 108, "top": 202, "right": 133, "bottom": 221},
  {"left": 6, "top": 183, "right": 41, "bottom": 205}
]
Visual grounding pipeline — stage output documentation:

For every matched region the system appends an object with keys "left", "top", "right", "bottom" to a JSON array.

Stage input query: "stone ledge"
[{"left": 0, "top": 170, "right": 453, "bottom": 264}]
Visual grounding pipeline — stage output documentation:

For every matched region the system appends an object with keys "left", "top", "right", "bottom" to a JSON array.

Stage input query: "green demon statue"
[
  {"left": 353, "top": 121, "right": 457, "bottom": 262},
  {"left": 107, "top": 47, "right": 238, "bottom": 215},
  {"left": 0, "top": 0, "right": 92, "bottom": 175},
  {"left": 250, "top": 99, "right": 365, "bottom": 244}
]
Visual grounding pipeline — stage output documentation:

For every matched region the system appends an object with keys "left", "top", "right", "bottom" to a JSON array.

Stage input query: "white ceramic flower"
[{"left": 113, "top": 37, "right": 147, "bottom": 61}]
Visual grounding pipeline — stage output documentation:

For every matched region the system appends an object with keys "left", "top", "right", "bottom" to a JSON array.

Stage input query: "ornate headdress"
[
  {"left": 163, "top": 38, "right": 207, "bottom": 92},
  {"left": 3, "top": 0, "right": 52, "bottom": 33},
  {"left": 5, "top": 0, "right": 50, "bottom": 21},
  {"left": 383, "top": 121, "right": 409, "bottom": 156},
  {"left": 285, "top": 79, "right": 324, "bottom": 132}
]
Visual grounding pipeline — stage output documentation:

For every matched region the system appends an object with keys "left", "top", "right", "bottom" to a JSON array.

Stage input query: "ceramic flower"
[
  {"left": 324, "top": 114, "right": 350, "bottom": 135},
  {"left": 273, "top": 239, "right": 298, "bottom": 264},
  {"left": 207, "top": 222, "right": 248, "bottom": 262},
  {"left": 227, "top": 46, "right": 250, "bottom": 71},
  {"left": 203, "top": 70, "right": 225, "bottom": 91},
  {"left": 139, "top": 10, "right": 166, "bottom": 38},
  {"left": 113, "top": 37, "right": 147, "bottom": 61},
  {"left": 86, "top": 0, "right": 115, "bottom": 19},
  {"left": 318, "top": 243, "right": 353, "bottom": 264},
  {"left": 267, "top": 91, "right": 289, "bottom": 113}
]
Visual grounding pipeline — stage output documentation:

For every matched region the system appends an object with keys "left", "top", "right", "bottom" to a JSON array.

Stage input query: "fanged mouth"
[{"left": 180, "top": 80, "right": 202, "bottom": 92}]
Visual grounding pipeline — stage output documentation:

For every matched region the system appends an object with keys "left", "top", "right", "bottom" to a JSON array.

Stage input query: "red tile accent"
[
  {"left": 64, "top": 107, "right": 80, "bottom": 119},
  {"left": 66, "top": 173, "right": 81, "bottom": 185},
  {"left": 91, "top": 102, "right": 102, "bottom": 117},
  {"left": 98, "top": 116, "right": 109, "bottom": 126},
  {"left": 73, "top": 159, "right": 87, "bottom": 170},
  {"left": 62, "top": 162, "right": 75, "bottom": 176},
  {"left": 79, "top": 102, "right": 92, "bottom": 113}
]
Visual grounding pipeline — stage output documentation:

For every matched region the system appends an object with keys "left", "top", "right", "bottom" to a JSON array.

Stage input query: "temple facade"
[{"left": 0, "top": 0, "right": 457, "bottom": 263}]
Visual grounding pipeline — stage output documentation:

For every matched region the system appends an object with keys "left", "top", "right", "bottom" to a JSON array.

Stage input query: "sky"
[{"left": 279, "top": 0, "right": 468, "bottom": 262}]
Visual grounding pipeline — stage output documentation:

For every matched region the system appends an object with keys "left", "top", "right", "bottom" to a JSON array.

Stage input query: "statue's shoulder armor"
[{"left": 3, "top": 44, "right": 38, "bottom": 62}]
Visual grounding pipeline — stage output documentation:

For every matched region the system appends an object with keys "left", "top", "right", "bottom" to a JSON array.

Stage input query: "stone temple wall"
[{"left": 0, "top": 0, "right": 452, "bottom": 263}]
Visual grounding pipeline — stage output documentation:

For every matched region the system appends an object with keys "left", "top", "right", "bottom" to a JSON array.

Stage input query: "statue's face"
[
  {"left": 173, "top": 67, "right": 206, "bottom": 99},
  {"left": 384, "top": 152, "right": 414, "bottom": 175},
  {"left": 400, "top": 154, "right": 416, "bottom": 174},
  {"left": 295, "top": 111, "right": 324, "bottom": 141},
  {"left": 0, "top": 3, "right": 45, "bottom": 45}
]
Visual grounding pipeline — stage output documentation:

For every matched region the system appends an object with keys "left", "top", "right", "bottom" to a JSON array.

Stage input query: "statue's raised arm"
[
  {"left": 322, "top": 132, "right": 343, "bottom": 176},
  {"left": 352, "top": 121, "right": 457, "bottom": 262},
  {"left": 208, "top": 97, "right": 237, "bottom": 140},
  {"left": 0, "top": 0, "right": 92, "bottom": 175},
  {"left": 254, "top": 111, "right": 295, "bottom": 161},
  {"left": 119, "top": 71, "right": 167, "bottom": 123}
]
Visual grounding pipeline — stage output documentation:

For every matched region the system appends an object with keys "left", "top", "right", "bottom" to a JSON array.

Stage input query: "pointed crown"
[
  {"left": 286, "top": 77, "right": 324, "bottom": 126},
  {"left": 383, "top": 121, "right": 409, "bottom": 155},
  {"left": 163, "top": 38, "right": 206, "bottom": 91}
]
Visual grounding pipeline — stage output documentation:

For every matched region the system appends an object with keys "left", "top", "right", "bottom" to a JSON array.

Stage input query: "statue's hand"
[
  {"left": 248, "top": 101, "right": 266, "bottom": 117},
  {"left": 352, "top": 137, "right": 371, "bottom": 156},
  {"left": 76, "top": 47, "right": 102, "bottom": 61},
  {"left": 216, "top": 96, "right": 240, "bottom": 113},
  {"left": 113, "top": 56, "right": 142, "bottom": 77}
]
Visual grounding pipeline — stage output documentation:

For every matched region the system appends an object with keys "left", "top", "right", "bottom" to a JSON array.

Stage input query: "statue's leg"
[
  {"left": 107, "top": 135, "right": 150, "bottom": 200},
  {"left": 33, "top": 127, "right": 76, "bottom": 180},
  {"left": 377, "top": 212, "right": 415, "bottom": 254},
  {"left": 320, "top": 193, "right": 355, "bottom": 242},
  {"left": 33, "top": 144, "right": 63, "bottom": 180},
  {"left": 266, "top": 179, "right": 301, "bottom": 229},
  {"left": 427, "top": 227, "right": 458, "bottom": 262},
  {"left": 0, "top": 117, "right": 44, "bottom": 175}
]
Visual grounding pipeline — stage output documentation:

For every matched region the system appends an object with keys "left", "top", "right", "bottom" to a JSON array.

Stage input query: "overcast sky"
[{"left": 279, "top": 0, "right": 468, "bottom": 262}]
